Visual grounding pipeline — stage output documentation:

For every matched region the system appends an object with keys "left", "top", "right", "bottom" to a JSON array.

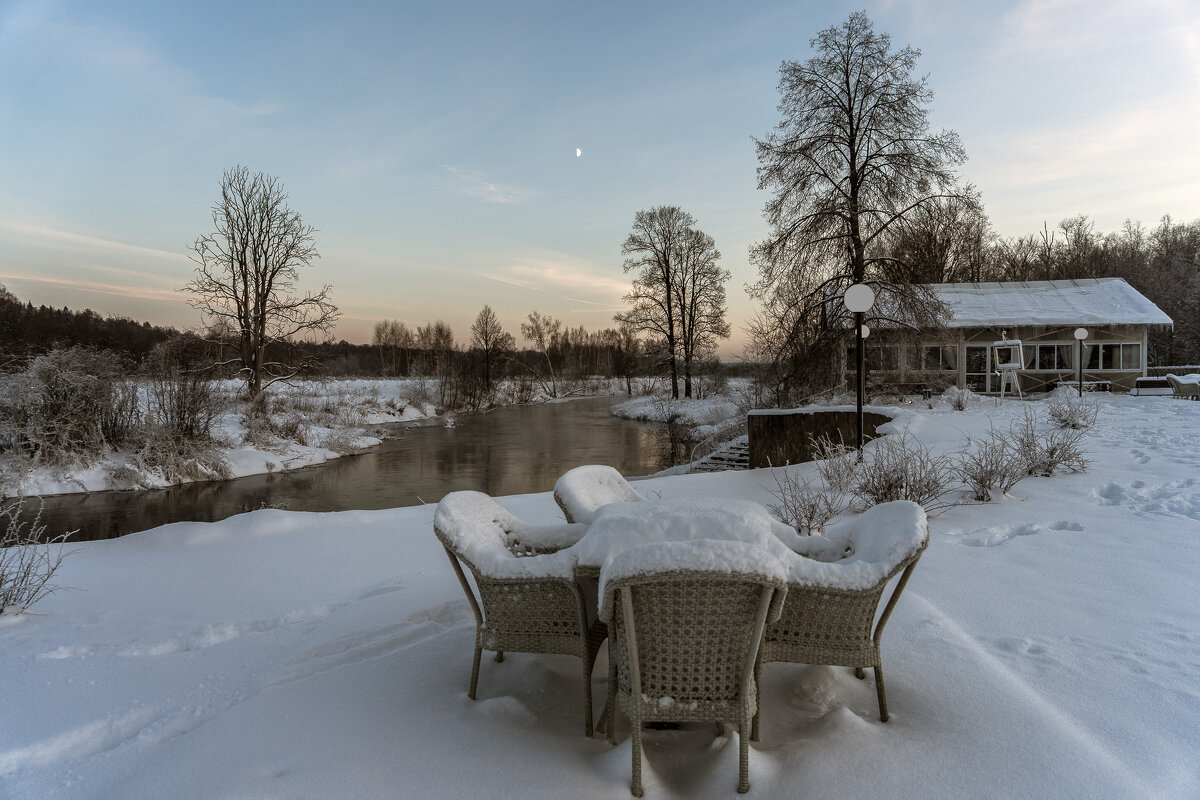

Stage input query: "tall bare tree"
[
  {"left": 673, "top": 227, "right": 731, "bottom": 397},
  {"left": 469, "top": 305, "right": 514, "bottom": 400},
  {"left": 185, "top": 166, "right": 338, "bottom": 397},
  {"left": 751, "top": 11, "right": 968, "bottom": 367}
]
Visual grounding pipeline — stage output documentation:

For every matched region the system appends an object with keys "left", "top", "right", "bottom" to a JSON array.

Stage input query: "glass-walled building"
[{"left": 855, "top": 279, "right": 1172, "bottom": 394}]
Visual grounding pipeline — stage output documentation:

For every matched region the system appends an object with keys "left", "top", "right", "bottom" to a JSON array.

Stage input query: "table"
[{"left": 566, "top": 496, "right": 798, "bottom": 580}]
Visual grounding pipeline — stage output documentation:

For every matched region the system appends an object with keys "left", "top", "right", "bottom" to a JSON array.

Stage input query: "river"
[{"left": 17, "top": 396, "right": 679, "bottom": 542}]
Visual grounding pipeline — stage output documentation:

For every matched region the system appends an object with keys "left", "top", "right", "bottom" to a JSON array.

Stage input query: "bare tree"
[
  {"left": 520, "top": 310, "right": 564, "bottom": 398},
  {"left": 750, "top": 12, "right": 968, "bottom": 367},
  {"left": 469, "top": 305, "right": 514, "bottom": 401},
  {"left": 185, "top": 166, "right": 338, "bottom": 397},
  {"left": 615, "top": 206, "right": 691, "bottom": 398},
  {"left": 672, "top": 226, "right": 731, "bottom": 397},
  {"left": 373, "top": 319, "right": 413, "bottom": 376},
  {"left": 616, "top": 206, "right": 729, "bottom": 398}
]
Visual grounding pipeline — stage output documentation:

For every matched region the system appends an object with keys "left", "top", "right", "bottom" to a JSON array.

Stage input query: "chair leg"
[
  {"left": 751, "top": 657, "right": 763, "bottom": 741},
  {"left": 468, "top": 645, "right": 483, "bottom": 700},
  {"left": 494, "top": 650, "right": 505, "bottom": 662},
  {"left": 631, "top": 724, "right": 644, "bottom": 797},
  {"left": 582, "top": 657, "right": 594, "bottom": 738},
  {"left": 737, "top": 716, "right": 750, "bottom": 793},
  {"left": 874, "top": 665, "right": 889, "bottom": 722},
  {"left": 607, "top": 655, "right": 619, "bottom": 745},
  {"left": 854, "top": 666, "right": 865, "bottom": 679}
]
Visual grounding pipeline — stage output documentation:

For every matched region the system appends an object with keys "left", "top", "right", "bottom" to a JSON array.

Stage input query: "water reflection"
[{"left": 16, "top": 396, "right": 671, "bottom": 542}]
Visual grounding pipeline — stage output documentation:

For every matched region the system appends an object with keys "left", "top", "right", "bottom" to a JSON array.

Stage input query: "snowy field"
[{"left": 1, "top": 392, "right": 1198, "bottom": 799}]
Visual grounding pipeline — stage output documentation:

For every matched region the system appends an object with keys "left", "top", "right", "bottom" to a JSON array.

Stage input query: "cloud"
[
  {"left": 0, "top": 271, "right": 188, "bottom": 306},
  {"left": 487, "top": 254, "right": 631, "bottom": 299},
  {"left": 0, "top": 222, "right": 189, "bottom": 263},
  {"left": 442, "top": 165, "right": 525, "bottom": 204}
]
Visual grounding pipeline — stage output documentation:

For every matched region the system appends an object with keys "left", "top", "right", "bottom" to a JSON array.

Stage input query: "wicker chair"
[
  {"left": 599, "top": 540, "right": 787, "bottom": 796},
  {"left": 1165, "top": 374, "right": 1200, "bottom": 400},
  {"left": 553, "top": 464, "right": 645, "bottom": 524},
  {"left": 758, "top": 500, "right": 929, "bottom": 728},
  {"left": 433, "top": 490, "right": 605, "bottom": 736}
]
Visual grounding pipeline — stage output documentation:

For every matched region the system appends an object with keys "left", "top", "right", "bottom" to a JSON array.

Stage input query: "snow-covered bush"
[
  {"left": 765, "top": 468, "right": 846, "bottom": 535},
  {"left": 0, "top": 499, "right": 75, "bottom": 614},
  {"left": 957, "top": 427, "right": 1028, "bottom": 501},
  {"left": 1047, "top": 395, "right": 1099, "bottom": 430},
  {"left": 851, "top": 429, "right": 957, "bottom": 510},
  {"left": 947, "top": 386, "right": 972, "bottom": 411},
  {"left": 1012, "top": 408, "right": 1090, "bottom": 477},
  {"left": 0, "top": 347, "right": 136, "bottom": 464},
  {"left": 811, "top": 434, "right": 860, "bottom": 492}
]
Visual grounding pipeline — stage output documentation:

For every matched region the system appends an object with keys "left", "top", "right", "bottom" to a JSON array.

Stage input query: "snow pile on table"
[{"left": 1, "top": 392, "right": 1198, "bottom": 799}]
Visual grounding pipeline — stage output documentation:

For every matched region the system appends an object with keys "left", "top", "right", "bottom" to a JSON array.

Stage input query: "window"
[
  {"left": 1037, "top": 345, "right": 1058, "bottom": 370},
  {"left": 1121, "top": 343, "right": 1142, "bottom": 370},
  {"left": 1100, "top": 343, "right": 1119, "bottom": 370},
  {"left": 922, "top": 345, "right": 957, "bottom": 371}
]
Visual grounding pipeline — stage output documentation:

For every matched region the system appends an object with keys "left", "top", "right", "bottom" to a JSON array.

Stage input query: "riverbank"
[
  {"left": 1, "top": 378, "right": 639, "bottom": 500},
  {"left": 1, "top": 392, "right": 1196, "bottom": 798},
  {"left": 0, "top": 379, "right": 438, "bottom": 499}
]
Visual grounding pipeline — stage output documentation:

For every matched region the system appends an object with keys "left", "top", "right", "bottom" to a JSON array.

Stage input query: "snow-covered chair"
[
  {"left": 1165, "top": 374, "right": 1200, "bottom": 400},
  {"left": 433, "top": 490, "right": 605, "bottom": 736},
  {"left": 757, "top": 500, "right": 929, "bottom": 726},
  {"left": 553, "top": 464, "right": 645, "bottom": 524},
  {"left": 599, "top": 540, "right": 787, "bottom": 796}
]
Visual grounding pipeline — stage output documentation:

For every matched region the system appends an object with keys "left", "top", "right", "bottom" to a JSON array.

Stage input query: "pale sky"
[{"left": 1, "top": 0, "right": 1197, "bottom": 354}]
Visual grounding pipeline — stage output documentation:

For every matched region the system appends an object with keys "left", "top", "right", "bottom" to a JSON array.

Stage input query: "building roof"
[{"left": 928, "top": 278, "right": 1172, "bottom": 329}]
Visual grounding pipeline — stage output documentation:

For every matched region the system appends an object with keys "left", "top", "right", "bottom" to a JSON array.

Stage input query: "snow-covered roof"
[{"left": 928, "top": 278, "right": 1172, "bottom": 329}]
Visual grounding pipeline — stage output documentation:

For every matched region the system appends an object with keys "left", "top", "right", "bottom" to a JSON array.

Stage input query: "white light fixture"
[
  {"left": 860, "top": 324, "right": 871, "bottom": 339},
  {"left": 1074, "top": 327, "right": 1089, "bottom": 341},
  {"left": 844, "top": 283, "right": 876, "bottom": 313}
]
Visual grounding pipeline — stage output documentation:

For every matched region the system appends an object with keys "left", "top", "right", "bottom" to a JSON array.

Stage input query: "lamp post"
[
  {"left": 1074, "top": 327, "right": 1089, "bottom": 397},
  {"left": 844, "top": 283, "right": 876, "bottom": 452}
]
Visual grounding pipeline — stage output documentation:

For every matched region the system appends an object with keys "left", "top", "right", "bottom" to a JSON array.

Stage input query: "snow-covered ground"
[{"left": 2, "top": 392, "right": 1198, "bottom": 799}]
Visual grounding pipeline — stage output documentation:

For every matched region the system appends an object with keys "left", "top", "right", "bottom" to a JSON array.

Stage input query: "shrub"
[
  {"left": 810, "top": 433, "right": 860, "bottom": 493},
  {"left": 947, "top": 386, "right": 971, "bottom": 411},
  {"left": 851, "top": 429, "right": 957, "bottom": 511},
  {"left": 957, "top": 427, "right": 1028, "bottom": 501},
  {"left": 0, "top": 347, "right": 135, "bottom": 464},
  {"left": 0, "top": 499, "right": 76, "bottom": 614},
  {"left": 1011, "top": 408, "right": 1091, "bottom": 477},
  {"left": 1047, "top": 395, "right": 1099, "bottom": 430},
  {"left": 765, "top": 467, "right": 846, "bottom": 535}
]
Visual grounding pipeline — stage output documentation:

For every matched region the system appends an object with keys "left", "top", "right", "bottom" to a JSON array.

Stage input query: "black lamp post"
[
  {"left": 844, "top": 283, "right": 876, "bottom": 451},
  {"left": 1074, "top": 327, "right": 1089, "bottom": 397}
]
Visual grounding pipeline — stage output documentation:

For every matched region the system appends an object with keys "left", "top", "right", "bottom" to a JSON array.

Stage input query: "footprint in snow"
[{"left": 942, "top": 520, "right": 1082, "bottom": 547}]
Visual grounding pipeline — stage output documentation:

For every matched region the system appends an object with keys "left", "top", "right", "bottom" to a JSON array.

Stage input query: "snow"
[
  {"left": 433, "top": 490, "right": 584, "bottom": 579},
  {"left": 2, "top": 393, "right": 1199, "bottom": 798},
  {"left": 553, "top": 465, "right": 645, "bottom": 524},
  {"left": 929, "top": 278, "right": 1173, "bottom": 328}
]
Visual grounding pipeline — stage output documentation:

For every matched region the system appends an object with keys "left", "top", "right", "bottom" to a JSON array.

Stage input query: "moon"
[{"left": 575, "top": 148, "right": 582, "bottom": 157}]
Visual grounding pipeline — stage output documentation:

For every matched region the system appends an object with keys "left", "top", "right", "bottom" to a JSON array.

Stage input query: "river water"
[{"left": 20, "top": 396, "right": 677, "bottom": 542}]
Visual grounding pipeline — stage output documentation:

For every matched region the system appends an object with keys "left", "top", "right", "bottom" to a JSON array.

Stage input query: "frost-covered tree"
[{"left": 185, "top": 166, "right": 338, "bottom": 398}]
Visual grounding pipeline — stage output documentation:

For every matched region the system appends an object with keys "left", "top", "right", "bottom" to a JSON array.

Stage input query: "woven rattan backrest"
[{"left": 609, "top": 572, "right": 780, "bottom": 709}]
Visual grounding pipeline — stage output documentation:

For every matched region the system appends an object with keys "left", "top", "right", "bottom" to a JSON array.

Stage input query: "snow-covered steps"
[{"left": 691, "top": 440, "right": 750, "bottom": 472}]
